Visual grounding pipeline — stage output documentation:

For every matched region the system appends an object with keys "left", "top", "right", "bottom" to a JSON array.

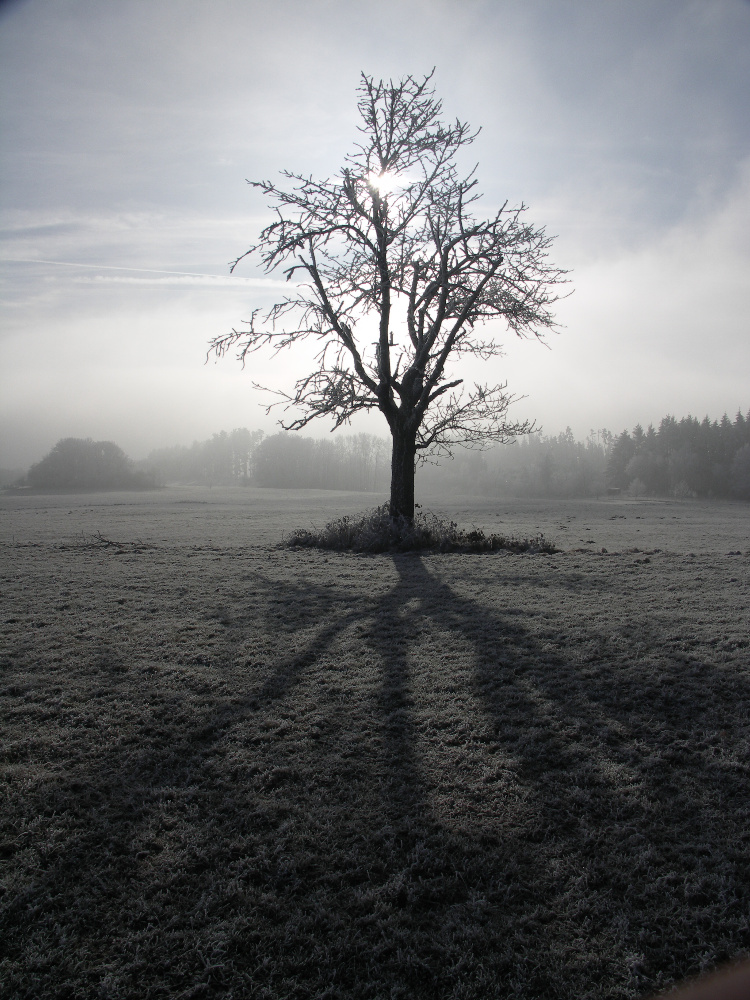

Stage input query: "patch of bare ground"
[{"left": 1, "top": 489, "right": 749, "bottom": 998}]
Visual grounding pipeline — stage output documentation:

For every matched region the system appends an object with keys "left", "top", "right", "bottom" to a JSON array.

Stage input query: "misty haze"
[{"left": 2, "top": 4, "right": 750, "bottom": 1000}]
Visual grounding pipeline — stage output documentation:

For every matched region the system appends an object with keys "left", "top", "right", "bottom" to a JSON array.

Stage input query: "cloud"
[
  {"left": 70, "top": 274, "right": 291, "bottom": 288},
  {"left": 494, "top": 154, "right": 750, "bottom": 435},
  {"left": 2, "top": 258, "right": 293, "bottom": 286}
]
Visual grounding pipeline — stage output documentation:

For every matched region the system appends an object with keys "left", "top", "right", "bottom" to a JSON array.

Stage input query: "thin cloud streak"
[
  {"left": 0, "top": 258, "right": 290, "bottom": 286},
  {"left": 70, "top": 275, "right": 291, "bottom": 288}
]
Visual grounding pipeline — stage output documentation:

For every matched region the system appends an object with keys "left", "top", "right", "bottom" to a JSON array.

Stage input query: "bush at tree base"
[{"left": 285, "top": 504, "right": 558, "bottom": 554}]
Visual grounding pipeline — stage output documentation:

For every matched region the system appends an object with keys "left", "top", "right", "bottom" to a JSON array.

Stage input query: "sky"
[{"left": 1, "top": 0, "right": 749, "bottom": 470}]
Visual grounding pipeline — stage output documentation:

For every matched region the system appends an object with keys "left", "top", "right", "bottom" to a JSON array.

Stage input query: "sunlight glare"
[{"left": 367, "top": 170, "right": 407, "bottom": 196}]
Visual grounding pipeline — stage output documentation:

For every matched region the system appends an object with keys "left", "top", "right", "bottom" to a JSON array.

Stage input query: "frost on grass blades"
[
  {"left": 1, "top": 489, "right": 749, "bottom": 999},
  {"left": 285, "top": 503, "right": 558, "bottom": 553}
]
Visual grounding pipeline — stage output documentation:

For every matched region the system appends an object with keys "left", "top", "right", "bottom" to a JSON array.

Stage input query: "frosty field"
[{"left": 1, "top": 488, "right": 749, "bottom": 999}]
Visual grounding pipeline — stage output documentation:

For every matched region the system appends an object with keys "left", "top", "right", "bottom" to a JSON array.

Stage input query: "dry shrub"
[{"left": 285, "top": 503, "right": 558, "bottom": 554}]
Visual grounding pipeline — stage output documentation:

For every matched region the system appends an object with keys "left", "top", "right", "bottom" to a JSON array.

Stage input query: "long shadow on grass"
[
  {"left": 376, "top": 554, "right": 750, "bottom": 998},
  {"left": 235, "top": 551, "right": 750, "bottom": 996},
  {"left": 3, "top": 549, "right": 749, "bottom": 1000}
]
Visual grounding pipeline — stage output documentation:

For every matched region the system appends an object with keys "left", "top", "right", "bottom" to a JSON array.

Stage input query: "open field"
[{"left": 1, "top": 488, "right": 749, "bottom": 999}]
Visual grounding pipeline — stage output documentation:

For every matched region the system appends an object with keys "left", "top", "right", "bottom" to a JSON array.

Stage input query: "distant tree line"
[
  {"left": 25, "top": 438, "right": 154, "bottom": 490},
  {"left": 142, "top": 429, "right": 264, "bottom": 486},
  {"left": 252, "top": 433, "right": 389, "bottom": 492},
  {"left": 13, "top": 408, "right": 749, "bottom": 499},
  {"left": 141, "top": 430, "right": 390, "bottom": 492},
  {"left": 606, "top": 411, "right": 750, "bottom": 500},
  {"left": 144, "top": 425, "right": 611, "bottom": 497},
  {"left": 421, "top": 411, "right": 750, "bottom": 501},
  {"left": 418, "top": 428, "right": 613, "bottom": 498}
]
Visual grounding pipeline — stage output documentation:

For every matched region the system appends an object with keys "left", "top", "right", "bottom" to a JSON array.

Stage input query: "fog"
[{"left": 2, "top": 0, "right": 749, "bottom": 471}]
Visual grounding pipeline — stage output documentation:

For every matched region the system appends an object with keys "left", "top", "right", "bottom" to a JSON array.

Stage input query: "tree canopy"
[
  {"left": 26, "top": 438, "right": 152, "bottom": 490},
  {"left": 210, "top": 71, "right": 567, "bottom": 518}
]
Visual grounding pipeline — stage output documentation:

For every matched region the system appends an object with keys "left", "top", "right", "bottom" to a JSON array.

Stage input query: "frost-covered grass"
[{"left": 1, "top": 489, "right": 749, "bottom": 999}]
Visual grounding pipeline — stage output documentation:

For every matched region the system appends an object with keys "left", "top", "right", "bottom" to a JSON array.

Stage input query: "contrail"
[{"left": 0, "top": 258, "right": 233, "bottom": 279}]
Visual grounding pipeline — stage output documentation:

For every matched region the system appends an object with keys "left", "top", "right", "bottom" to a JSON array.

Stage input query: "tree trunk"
[{"left": 389, "top": 428, "right": 417, "bottom": 520}]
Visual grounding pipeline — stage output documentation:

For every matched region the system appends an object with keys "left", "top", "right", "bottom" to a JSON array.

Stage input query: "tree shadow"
[
  {"left": 4, "top": 548, "right": 749, "bottom": 999},
  {"left": 224, "top": 550, "right": 750, "bottom": 996}
]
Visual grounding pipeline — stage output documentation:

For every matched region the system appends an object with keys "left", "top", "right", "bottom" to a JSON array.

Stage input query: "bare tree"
[{"left": 209, "top": 71, "right": 568, "bottom": 519}]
